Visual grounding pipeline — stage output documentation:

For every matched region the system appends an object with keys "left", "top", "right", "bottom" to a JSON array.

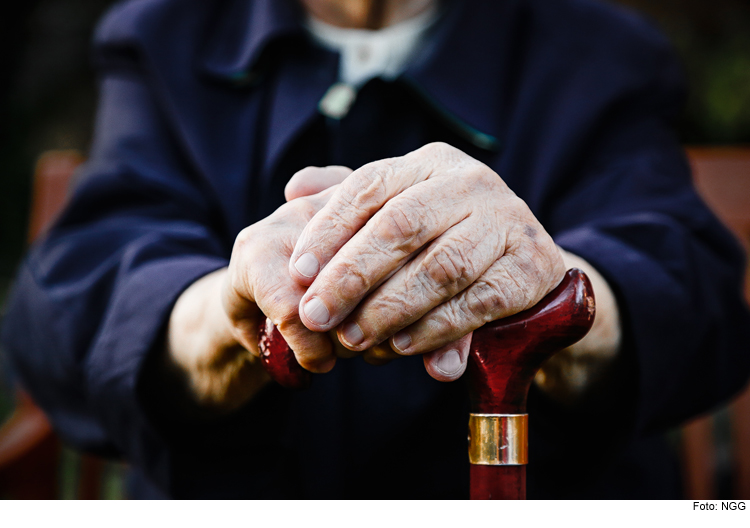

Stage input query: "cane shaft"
[
  {"left": 467, "top": 269, "right": 595, "bottom": 499},
  {"left": 470, "top": 465, "right": 526, "bottom": 500},
  {"left": 257, "top": 269, "right": 595, "bottom": 499}
]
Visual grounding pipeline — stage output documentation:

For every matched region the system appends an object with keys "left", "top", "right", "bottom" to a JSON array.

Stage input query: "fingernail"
[
  {"left": 436, "top": 350, "right": 462, "bottom": 376},
  {"left": 295, "top": 253, "right": 319, "bottom": 278},
  {"left": 392, "top": 331, "right": 411, "bottom": 353},
  {"left": 341, "top": 322, "right": 365, "bottom": 347},
  {"left": 304, "top": 297, "right": 330, "bottom": 326}
]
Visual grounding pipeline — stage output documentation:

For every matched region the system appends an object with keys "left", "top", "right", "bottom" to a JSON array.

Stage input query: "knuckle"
[
  {"left": 348, "top": 292, "right": 421, "bottom": 347},
  {"left": 466, "top": 165, "right": 497, "bottom": 191},
  {"left": 426, "top": 305, "right": 467, "bottom": 343},
  {"left": 255, "top": 284, "right": 301, "bottom": 330},
  {"left": 501, "top": 261, "right": 535, "bottom": 308},
  {"left": 233, "top": 226, "right": 255, "bottom": 251},
  {"left": 342, "top": 162, "right": 391, "bottom": 209},
  {"left": 228, "top": 230, "right": 258, "bottom": 296},
  {"left": 465, "top": 283, "right": 496, "bottom": 319},
  {"left": 374, "top": 197, "right": 426, "bottom": 249},
  {"left": 384, "top": 205, "right": 419, "bottom": 240},
  {"left": 416, "top": 142, "right": 479, "bottom": 174},
  {"left": 506, "top": 229, "right": 562, "bottom": 303},
  {"left": 510, "top": 195, "right": 533, "bottom": 217},
  {"left": 273, "top": 303, "right": 303, "bottom": 333},
  {"left": 464, "top": 278, "right": 517, "bottom": 321},
  {"left": 420, "top": 141, "right": 454, "bottom": 158},
  {"left": 419, "top": 244, "right": 475, "bottom": 298},
  {"left": 329, "top": 263, "right": 372, "bottom": 303}
]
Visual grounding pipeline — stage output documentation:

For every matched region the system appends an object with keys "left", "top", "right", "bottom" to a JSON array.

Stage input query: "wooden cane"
[
  {"left": 466, "top": 268, "right": 594, "bottom": 498},
  {"left": 258, "top": 268, "right": 595, "bottom": 499}
]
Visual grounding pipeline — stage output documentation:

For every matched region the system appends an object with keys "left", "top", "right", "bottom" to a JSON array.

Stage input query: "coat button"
[{"left": 318, "top": 82, "right": 357, "bottom": 120}]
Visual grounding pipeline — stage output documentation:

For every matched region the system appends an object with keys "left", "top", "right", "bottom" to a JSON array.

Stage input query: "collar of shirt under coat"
[
  {"left": 306, "top": 5, "right": 439, "bottom": 88},
  {"left": 198, "top": 0, "right": 505, "bottom": 152}
]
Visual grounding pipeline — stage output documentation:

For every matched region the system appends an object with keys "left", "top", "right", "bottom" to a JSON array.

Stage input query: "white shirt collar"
[{"left": 306, "top": 5, "right": 439, "bottom": 87}]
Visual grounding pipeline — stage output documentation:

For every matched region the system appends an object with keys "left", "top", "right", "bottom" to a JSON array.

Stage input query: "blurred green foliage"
[
  {"left": 614, "top": 0, "right": 750, "bottom": 143},
  {"left": 686, "top": 35, "right": 750, "bottom": 142}
]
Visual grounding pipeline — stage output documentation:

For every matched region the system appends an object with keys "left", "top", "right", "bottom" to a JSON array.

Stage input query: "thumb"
[{"left": 285, "top": 166, "right": 353, "bottom": 202}]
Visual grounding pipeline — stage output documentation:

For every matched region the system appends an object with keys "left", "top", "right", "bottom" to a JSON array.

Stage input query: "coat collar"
[
  {"left": 200, "top": 0, "right": 305, "bottom": 84},
  {"left": 400, "top": 0, "right": 512, "bottom": 152},
  {"left": 200, "top": 0, "right": 513, "bottom": 152}
]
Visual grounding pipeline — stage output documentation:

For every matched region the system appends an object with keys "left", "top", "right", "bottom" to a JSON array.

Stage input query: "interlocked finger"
[
  {"left": 388, "top": 253, "right": 563, "bottom": 357},
  {"left": 289, "top": 156, "right": 431, "bottom": 286},
  {"left": 334, "top": 218, "right": 507, "bottom": 351}
]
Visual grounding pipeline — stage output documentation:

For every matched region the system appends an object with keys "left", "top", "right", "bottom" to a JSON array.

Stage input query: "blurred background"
[{"left": 1, "top": 0, "right": 749, "bottom": 499}]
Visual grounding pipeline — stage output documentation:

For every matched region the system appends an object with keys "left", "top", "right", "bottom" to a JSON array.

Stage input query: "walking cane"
[{"left": 258, "top": 268, "right": 595, "bottom": 499}]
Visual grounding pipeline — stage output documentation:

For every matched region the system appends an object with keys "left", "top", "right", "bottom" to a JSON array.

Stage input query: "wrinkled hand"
[
  {"left": 289, "top": 142, "right": 566, "bottom": 381},
  {"left": 222, "top": 175, "right": 352, "bottom": 374},
  {"left": 166, "top": 169, "right": 350, "bottom": 412}
]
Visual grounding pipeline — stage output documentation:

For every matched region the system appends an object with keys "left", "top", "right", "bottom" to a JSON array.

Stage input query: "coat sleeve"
[
  {"left": 517, "top": 11, "right": 750, "bottom": 434},
  {"left": 0, "top": 38, "right": 236, "bottom": 487}
]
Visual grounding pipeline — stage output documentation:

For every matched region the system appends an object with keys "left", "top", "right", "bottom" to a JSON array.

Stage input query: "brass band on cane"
[{"left": 468, "top": 413, "right": 529, "bottom": 465}]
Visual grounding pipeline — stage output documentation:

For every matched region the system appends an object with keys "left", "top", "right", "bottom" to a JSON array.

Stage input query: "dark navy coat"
[{"left": 3, "top": 0, "right": 750, "bottom": 498}]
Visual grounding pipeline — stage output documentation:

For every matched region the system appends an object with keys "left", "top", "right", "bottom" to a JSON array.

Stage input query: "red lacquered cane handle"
[
  {"left": 467, "top": 268, "right": 595, "bottom": 499},
  {"left": 258, "top": 318, "right": 312, "bottom": 390},
  {"left": 258, "top": 269, "right": 595, "bottom": 498}
]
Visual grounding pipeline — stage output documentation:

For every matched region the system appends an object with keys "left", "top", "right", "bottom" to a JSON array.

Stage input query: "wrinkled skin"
[
  {"left": 275, "top": 142, "right": 566, "bottom": 379},
  {"left": 221, "top": 183, "right": 344, "bottom": 373},
  {"left": 170, "top": 143, "right": 608, "bottom": 411}
]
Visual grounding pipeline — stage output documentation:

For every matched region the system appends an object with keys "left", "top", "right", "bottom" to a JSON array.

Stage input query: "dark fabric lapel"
[{"left": 401, "top": 0, "right": 530, "bottom": 153}]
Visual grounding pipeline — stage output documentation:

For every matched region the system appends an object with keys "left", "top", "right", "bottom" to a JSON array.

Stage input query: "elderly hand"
[
  {"left": 289, "top": 142, "right": 567, "bottom": 381},
  {"left": 166, "top": 171, "right": 350, "bottom": 411},
  {"left": 166, "top": 142, "right": 619, "bottom": 412}
]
